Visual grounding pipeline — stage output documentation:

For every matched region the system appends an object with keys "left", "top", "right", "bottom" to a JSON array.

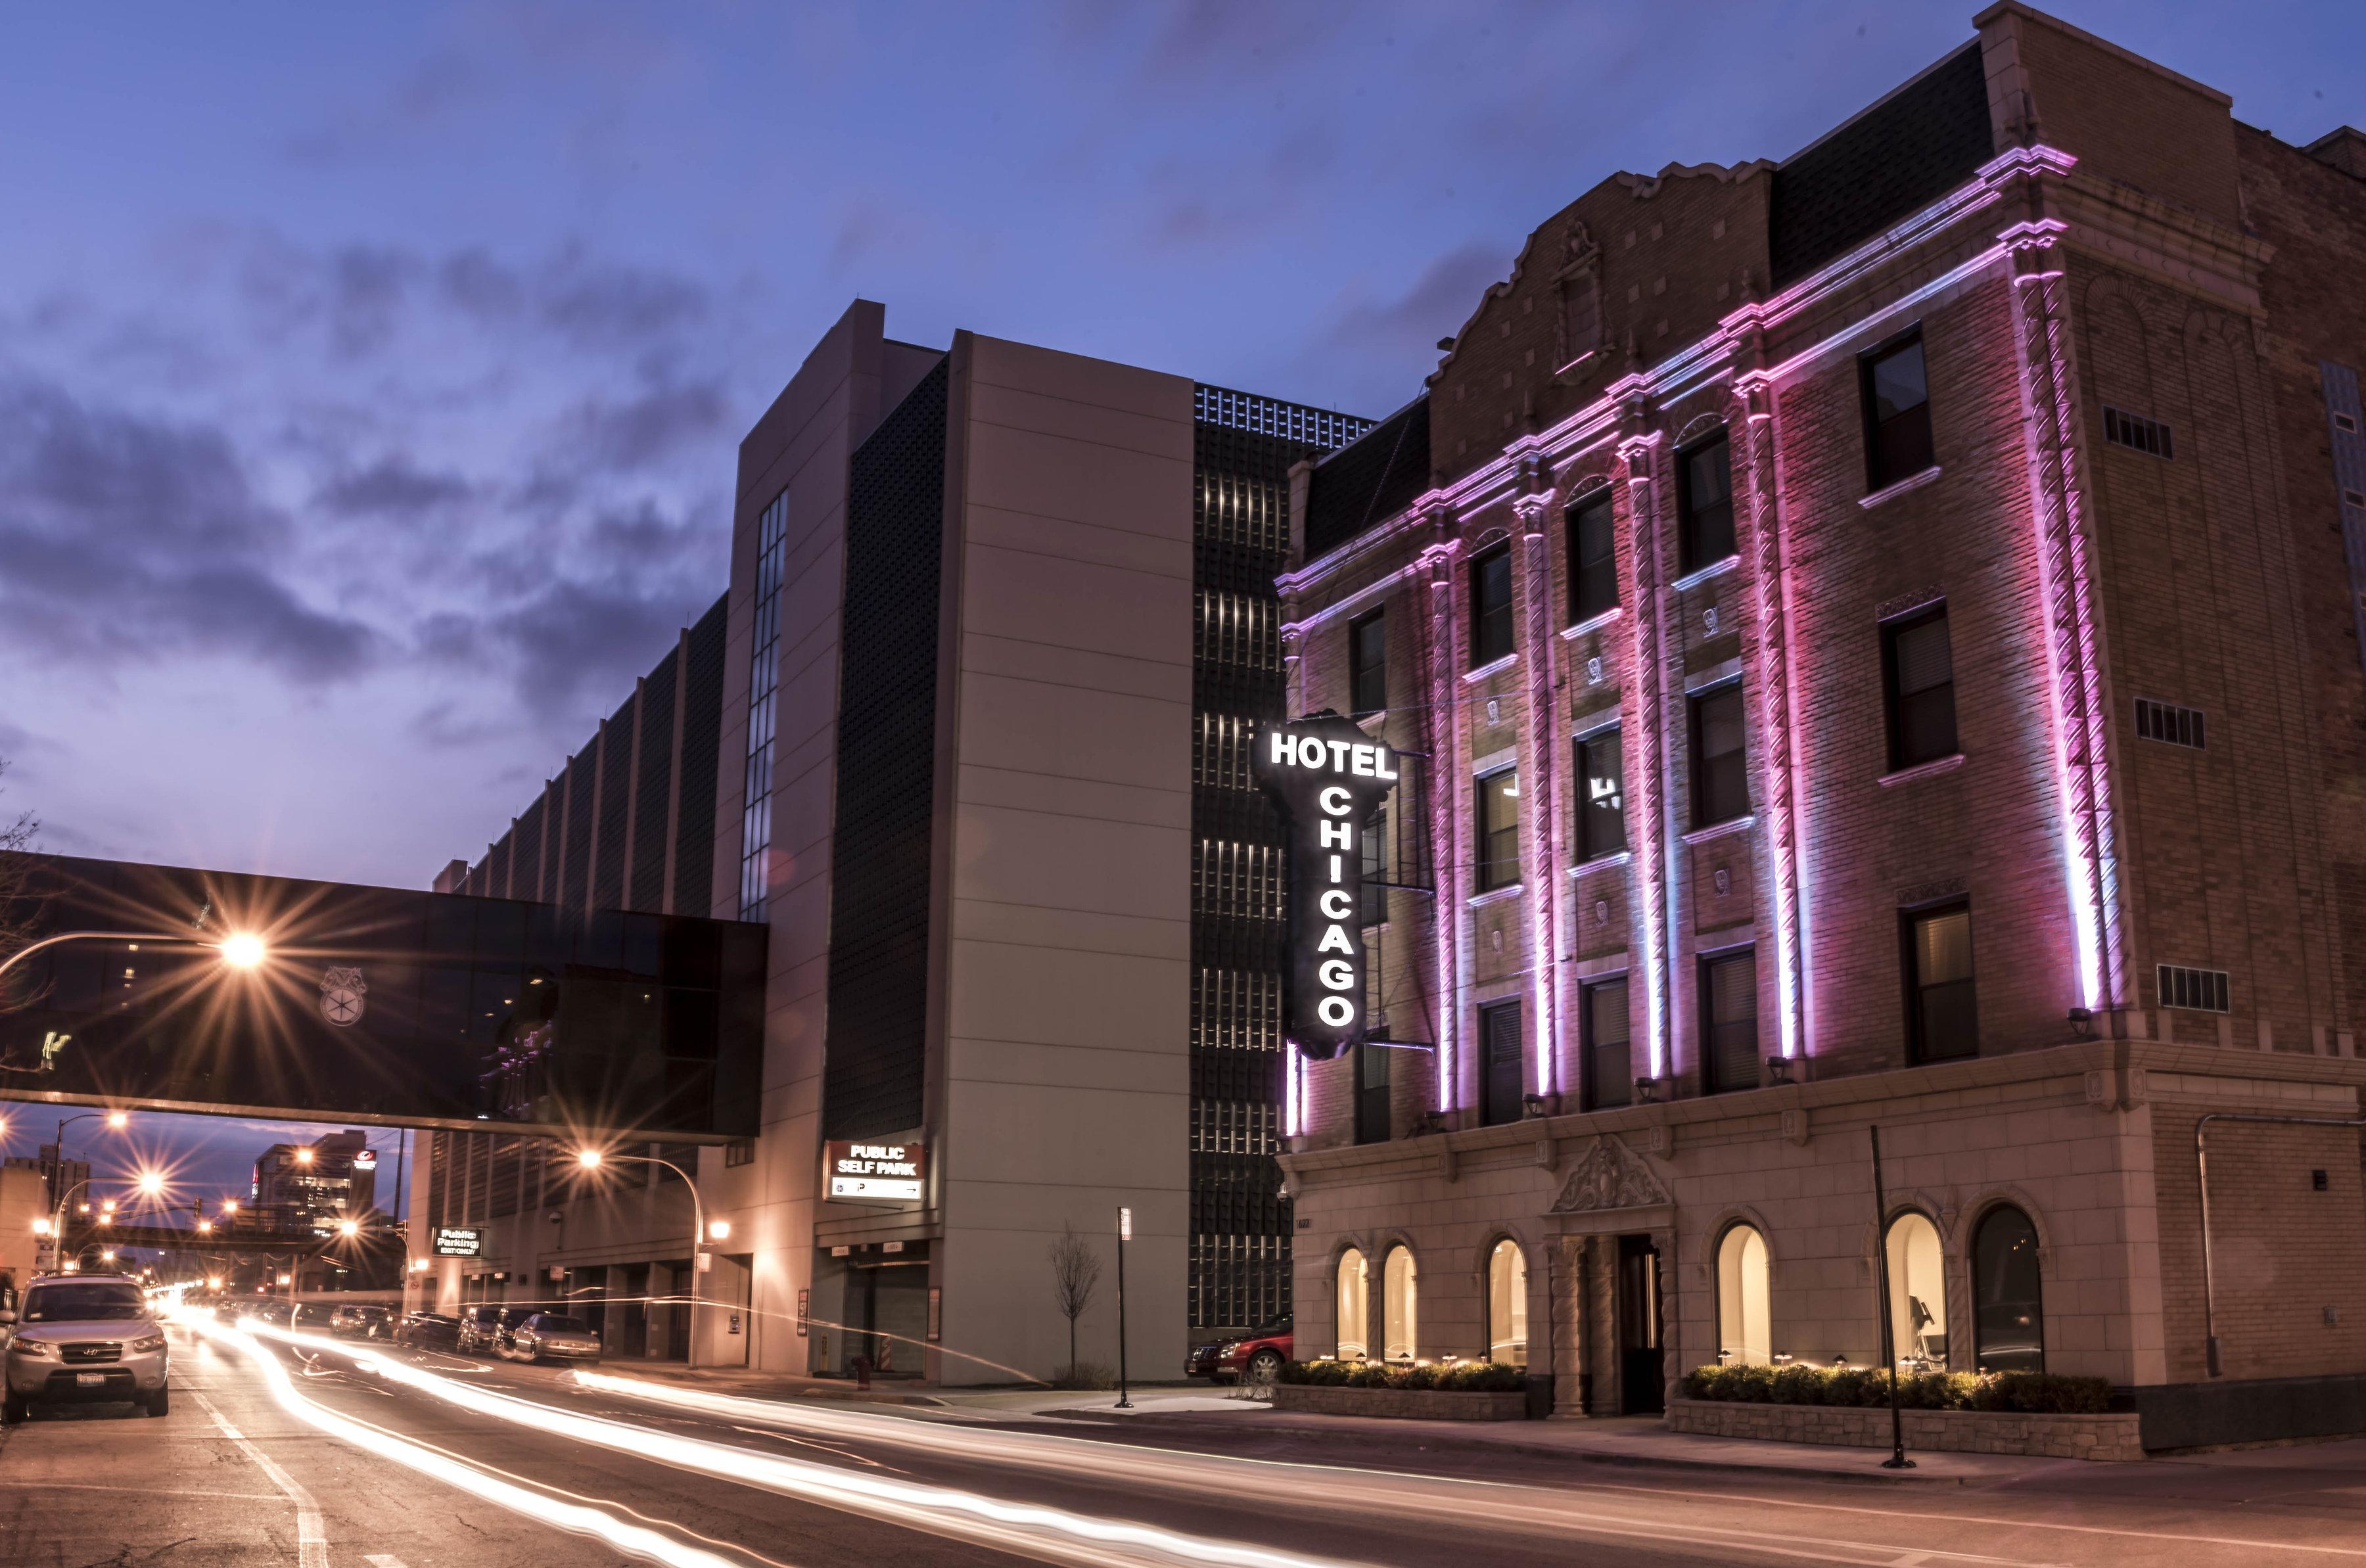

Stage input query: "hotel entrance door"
[{"left": 1617, "top": 1234, "right": 1664, "bottom": 1414}]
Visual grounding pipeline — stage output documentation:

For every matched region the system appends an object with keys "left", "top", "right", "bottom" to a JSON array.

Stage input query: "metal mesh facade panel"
[
  {"left": 514, "top": 796, "right": 546, "bottom": 904},
  {"left": 488, "top": 831, "right": 511, "bottom": 901},
  {"left": 822, "top": 358, "right": 948, "bottom": 1141},
  {"left": 1187, "top": 390, "right": 1363, "bottom": 1333},
  {"left": 672, "top": 596, "right": 727, "bottom": 920},
  {"left": 559, "top": 750, "right": 595, "bottom": 909},
  {"left": 632, "top": 648, "right": 678, "bottom": 912},
  {"left": 593, "top": 699, "right": 634, "bottom": 911}
]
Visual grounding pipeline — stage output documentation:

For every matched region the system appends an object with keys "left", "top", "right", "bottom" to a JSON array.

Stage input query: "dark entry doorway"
[
  {"left": 844, "top": 1248, "right": 931, "bottom": 1377},
  {"left": 1617, "top": 1234, "right": 1664, "bottom": 1414}
]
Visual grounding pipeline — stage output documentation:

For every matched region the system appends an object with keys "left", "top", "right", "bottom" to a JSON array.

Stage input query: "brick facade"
[{"left": 1275, "top": 2, "right": 2366, "bottom": 1451}]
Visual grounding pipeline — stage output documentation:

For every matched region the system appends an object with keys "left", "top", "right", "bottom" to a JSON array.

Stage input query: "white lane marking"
[
  {"left": 193, "top": 1387, "right": 330, "bottom": 1568},
  {"left": 189, "top": 1320, "right": 741, "bottom": 1568},
  {"left": 364, "top": 1556, "right": 411, "bottom": 1567}
]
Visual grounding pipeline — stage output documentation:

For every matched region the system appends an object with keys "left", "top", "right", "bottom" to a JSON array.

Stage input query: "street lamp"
[
  {"left": 0, "top": 928, "right": 268, "bottom": 982},
  {"left": 572, "top": 1145, "right": 712, "bottom": 1370}
]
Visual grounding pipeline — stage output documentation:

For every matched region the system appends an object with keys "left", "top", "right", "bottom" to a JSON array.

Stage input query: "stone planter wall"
[
  {"left": 1666, "top": 1397, "right": 2145, "bottom": 1461},
  {"left": 1271, "top": 1384, "right": 1530, "bottom": 1421}
]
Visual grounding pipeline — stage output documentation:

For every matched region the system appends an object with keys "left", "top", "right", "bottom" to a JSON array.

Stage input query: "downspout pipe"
[{"left": 2196, "top": 1111, "right": 2366, "bottom": 1377}]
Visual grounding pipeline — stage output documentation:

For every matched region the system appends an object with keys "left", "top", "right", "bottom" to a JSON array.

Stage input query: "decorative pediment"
[{"left": 1547, "top": 1134, "right": 1672, "bottom": 1214}]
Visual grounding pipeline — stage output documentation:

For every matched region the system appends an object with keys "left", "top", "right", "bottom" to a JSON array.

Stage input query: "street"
[{"left": 8, "top": 1322, "right": 2366, "bottom": 1567}]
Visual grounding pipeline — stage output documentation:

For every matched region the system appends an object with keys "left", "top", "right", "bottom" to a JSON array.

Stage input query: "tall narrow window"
[
  {"left": 1354, "top": 1040, "right": 1391, "bottom": 1146},
  {"left": 1575, "top": 727, "right": 1626, "bottom": 861},
  {"left": 1479, "top": 999, "right": 1524, "bottom": 1126},
  {"left": 1471, "top": 544, "right": 1515, "bottom": 666},
  {"left": 1883, "top": 605, "right": 1957, "bottom": 771},
  {"left": 1569, "top": 487, "right": 1617, "bottom": 623},
  {"left": 1972, "top": 1207, "right": 2044, "bottom": 1373},
  {"left": 1861, "top": 331, "right": 1934, "bottom": 491},
  {"left": 1701, "top": 949, "right": 1759, "bottom": 1093},
  {"left": 1585, "top": 978, "right": 1632, "bottom": 1109},
  {"left": 1690, "top": 683, "right": 1748, "bottom": 827},
  {"left": 1884, "top": 1211, "right": 1949, "bottom": 1368},
  {"left": 1487, "top": 1239, "right": 1529, "bottom": 1367},
  {"left": 1335, "top": 1249, "right": 1368, "bottom": 1360},
  {"left": 1678, "top": 432, "right": 1735, "bottom": 573},
  {"left": 1348, "top": 609, "right": 1387, "bottom": 717},
  {"left": 1382, "top": 1246, "right": 1418, "bottom": 1362},
  {"left": 737, "top": 492, "right": 790, "bottom": 920},
  {"left": 1360, "top": 807, "right": 1389, "bottom": 927},
  {"left": 1715, "top": 1224, "right": 1771, "bottom": 1366},
  {"left": 1476, "top": 768, "right": 1521, "bottom": 892},
  {"left": 1905, "top": 903, "right": 1978, "bottom": 1061}
]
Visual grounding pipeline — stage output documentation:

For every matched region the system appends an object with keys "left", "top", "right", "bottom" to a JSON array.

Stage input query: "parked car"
[
  {"left": 394, "top": 1312, "right": 461, "bottom": 1349},
  {"left": 455, "top": 1304, "right": 510, "bottom": 1354},
  {"left": 1186, "top": 1318, "right": 1292, "bottom": 1385},
  {"left": 501, "top": 1313, "right": 601, "bottom": 1366},
  {"left": 329, "top": 1304, "right": 390, "bottom": 1339},
  {"left": 3, "top": 1274, "right": 170, "bottom": 1421}
]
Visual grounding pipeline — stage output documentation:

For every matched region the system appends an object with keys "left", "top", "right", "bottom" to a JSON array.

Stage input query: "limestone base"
[{"left": 1665, "top": 1397, "right": 2145, "bottom": 1460}]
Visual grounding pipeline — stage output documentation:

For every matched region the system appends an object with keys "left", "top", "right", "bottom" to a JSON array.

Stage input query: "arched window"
[
  {"left": 1383, "top": 1245, "right": 1418, "bottom": 1361},
  {"left": 1715, "top": 1224, "right": 1771, "bottom": 1366},
  {"left": 1972, "top": 1206, "right": 2044, "bottom": 1373},
  {"left": 1335, "top": 1249, "right": 1368, "bottom": 1360},
  {"left": 1486, "top": 1239, "right": 1527, "bottom": 1366},
  {"left": 1883, "top": 1212, "right": 1947, "bottom": 1368}
]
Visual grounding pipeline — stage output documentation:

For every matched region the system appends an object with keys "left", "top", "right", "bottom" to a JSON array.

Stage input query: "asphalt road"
[{"left": 7, "top": 1322, "right": 2366, "bottom": 1568}]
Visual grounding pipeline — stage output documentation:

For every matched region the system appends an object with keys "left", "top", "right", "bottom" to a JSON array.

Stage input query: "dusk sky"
[{"left": 4, "top": 2, "right": 2361, "bottom": 898}]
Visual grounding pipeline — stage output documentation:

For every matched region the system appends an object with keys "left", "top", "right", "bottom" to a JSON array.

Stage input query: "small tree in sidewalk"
[{"left": 1048, "top": 1221, "right": 1103, "bottom": 1385}]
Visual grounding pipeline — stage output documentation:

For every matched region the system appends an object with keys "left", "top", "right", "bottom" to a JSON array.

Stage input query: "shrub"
[
  {"left": 1437, "top": 1361, "right": 1527, "bottom": 1392},
  {"left": 1682, "top": 1363, "right": 2113, "bottom": 1414},
  {"left": 1052, "top": 1362, "right": 1115, "bottom": 1391},
  {"left": 1280, "top": 1359, "right": 1528, "bottom": 1393}
]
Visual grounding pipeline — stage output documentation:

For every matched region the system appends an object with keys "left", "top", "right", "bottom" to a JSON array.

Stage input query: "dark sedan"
[{"left": 394, "top": 1311, "right": 461, "bottom": 1349}]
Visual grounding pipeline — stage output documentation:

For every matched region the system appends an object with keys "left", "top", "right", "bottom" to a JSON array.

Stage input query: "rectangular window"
[
  {"left": 1471, "top": 545, "right": 1515, "bottom": 666},
  {"left": 1678, "top": 432, "right": 1736, "bottom": 574},
  {"left": 1905, "top": 904, "right": 1978, "bottom": 1061},
  {"left": 723, "top": 1139, "right": 755, "bottom": 1168},
  {"left": 2102, "top": 405, "right": 2174, "bottom": 459},
  {"left": 1569, "top": 488, "right": 1617, "bottom": 623},
  {"left": 1360, "top": 806, "right": 1389, "bottom": 927},
  {"left": 1476, "top": 767, "right": 1521, "bottom": 892},
  {"left": 1480, "top": 999, "right": 1525, "bottom": 1126},
  {"left": 1585, "top": 979, "right": 1632, "bottom": 1109},
  {"left": 1349, "top": 609, "right": 1387, "bottom": 717},
  {"left": 1861, "top": 332, "right": 1936, "bottom": 491},
  {"left": 2134, "top": 698, "right": 2206, "bottom": 750},
  {"left": 1575, "top": 727, "right": 1626, "bottom": 861},
  {"left": 737, "top": 492, "right": 791, "bottom": 920},
  {"left": 2158, "top": 963, "right": 2231, "bottom": 1013},
  {"left": 1882, "top": 605, "right": 1959, "bottom": 771},
  {"left": 1690, "top": 683, "right": 1749, "bottom": 827},
  {"left": 1701, "top": 949, "right": 1759, "bottom": 1093},
  {"left": 1355, "top": 1041, "right": 1392, "bottom": 1145}
]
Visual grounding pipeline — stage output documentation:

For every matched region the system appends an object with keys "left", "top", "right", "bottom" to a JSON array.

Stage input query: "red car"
[{"left": 1185, "top": 1319, "right": 1291, "bottom": 1385}]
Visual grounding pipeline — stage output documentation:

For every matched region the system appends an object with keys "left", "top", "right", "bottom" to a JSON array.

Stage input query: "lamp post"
[
  {"left": 574, "top": 1147, "right": 716, "bottom": 1370},
  {"left": 1115, "top": 1207, "right": 1132, "bottom": 1410}
]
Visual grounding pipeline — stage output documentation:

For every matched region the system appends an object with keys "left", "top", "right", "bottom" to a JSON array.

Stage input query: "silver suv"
[{"left": 3, "top": 1275, "right": 170, "bottom": 1421}]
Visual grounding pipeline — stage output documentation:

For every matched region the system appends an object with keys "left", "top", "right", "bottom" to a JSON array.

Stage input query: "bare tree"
[
  {"left": 1048, "top": 1222, "right": 1103, "bottom": 1377},
  {"left": 0, "top": 757, "right": 41, "bottom": 1014}
]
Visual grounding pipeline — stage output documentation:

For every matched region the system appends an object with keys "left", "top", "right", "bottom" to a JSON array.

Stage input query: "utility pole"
[{"left": 1114, "top": 1207, "right": 1132, "bottom": 1410}]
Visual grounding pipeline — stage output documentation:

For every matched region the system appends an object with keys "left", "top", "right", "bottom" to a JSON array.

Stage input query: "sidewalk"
[{"left": 560, "top": 1360, "right": 2054, "bottom": 1484}]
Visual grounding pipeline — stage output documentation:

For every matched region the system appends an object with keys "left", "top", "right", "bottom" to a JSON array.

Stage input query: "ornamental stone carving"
[{"left": 1547, "top": 1135, "right": 1673, "bottom": 1214}]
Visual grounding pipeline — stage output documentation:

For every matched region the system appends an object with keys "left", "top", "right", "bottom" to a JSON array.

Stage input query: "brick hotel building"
[{"left": 1276, "top": 3, "right": 2366, "bottom": 1447}]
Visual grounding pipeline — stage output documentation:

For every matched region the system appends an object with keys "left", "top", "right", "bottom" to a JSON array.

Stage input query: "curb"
[{"left": 1038, "top": 1408, "right": 1985, "bottom": 1486}]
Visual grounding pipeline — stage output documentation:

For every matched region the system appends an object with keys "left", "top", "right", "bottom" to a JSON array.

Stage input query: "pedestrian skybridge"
[{"left": 0, "top": 854, "right": 766, "bottom": 1141}]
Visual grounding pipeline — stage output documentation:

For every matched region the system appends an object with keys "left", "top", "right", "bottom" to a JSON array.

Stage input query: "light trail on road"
[
  {"left": 177, "top": 1317, "right": 751, "bottom": 1568},
  {"left": 225, "top": 1317, "right": 1369, "bottom": 1568}
]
